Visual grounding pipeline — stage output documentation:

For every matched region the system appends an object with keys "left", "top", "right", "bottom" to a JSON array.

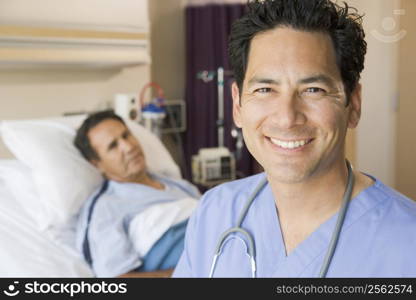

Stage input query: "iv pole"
[
  {"left": 217, "top": 67, "right": 224, "bottom": 147},
  {"left": 197, "top": 66, "right": 231, "bottom": 147},
  {"left": 194, "top": 67, "right": 246, "bottom": 184}
]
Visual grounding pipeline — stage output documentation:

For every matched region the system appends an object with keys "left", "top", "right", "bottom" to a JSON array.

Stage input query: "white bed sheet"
[{"left": 0, "top": 181, "right": 93, "bottom": 277}]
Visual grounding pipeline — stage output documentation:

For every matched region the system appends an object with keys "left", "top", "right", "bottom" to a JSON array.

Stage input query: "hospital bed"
[{"left": 0, "top": 114, "right": 182, "bottom": 277}]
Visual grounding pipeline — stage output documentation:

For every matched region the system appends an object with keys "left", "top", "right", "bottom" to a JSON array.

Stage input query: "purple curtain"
[{"left": 183, "top": 3, "right": 256, "bottom": 185}]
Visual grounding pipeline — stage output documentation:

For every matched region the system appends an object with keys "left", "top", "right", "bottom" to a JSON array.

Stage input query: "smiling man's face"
[
  {"left": 88, "top": 119, "right": 147, "bottom": 182},
  {"left": 232, "top": 27, "right": 361, "bottom": 183}
]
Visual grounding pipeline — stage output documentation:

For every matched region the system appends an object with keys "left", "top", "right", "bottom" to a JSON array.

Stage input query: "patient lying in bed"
[{"left": 73, "top": 110, "right": 200, "bottom": 277}]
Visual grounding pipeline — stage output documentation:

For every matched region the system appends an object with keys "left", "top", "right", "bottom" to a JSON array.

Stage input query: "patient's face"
[{"left": 88, "top": 119, "right": 146, "bottom": 182}]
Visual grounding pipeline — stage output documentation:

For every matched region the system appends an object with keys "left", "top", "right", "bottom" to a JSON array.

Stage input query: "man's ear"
[
  {"left": 347, "top": 83, "right": 362, "bottom": 129},
  {"left": 232, "top": 81, "right": 242, "bottom": 128}
]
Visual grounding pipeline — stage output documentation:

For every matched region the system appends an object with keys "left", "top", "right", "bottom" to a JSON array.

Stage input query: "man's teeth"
[{"left": 270, "top": 138, "right": 309, "bottom": 149}]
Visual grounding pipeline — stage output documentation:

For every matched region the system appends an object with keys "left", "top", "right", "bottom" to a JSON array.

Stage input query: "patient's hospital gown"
[
  {"left": 76, "top": 174, "right": 200, "bottom": 277},
  {"left": 173, "top": 173, "right": 416, "bottom": 277}
]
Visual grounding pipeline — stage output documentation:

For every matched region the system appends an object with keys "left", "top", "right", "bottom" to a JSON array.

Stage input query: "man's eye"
[
  {"left": 254, "top": 87, "right": 272, "bottom": 93},
  {"left": 108, "top": 141, "right": 117, "bottom": 150},
  {"left": 305, "top": 87, "right": 326, "bottom": 93},
  {"left": 122, "top": 131, "right": 130, "bottom": 139}
]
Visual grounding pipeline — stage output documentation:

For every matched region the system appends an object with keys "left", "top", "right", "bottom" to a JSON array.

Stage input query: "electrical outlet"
[{"left": 113, "top": 93, "right": 141, "bottom": 122}]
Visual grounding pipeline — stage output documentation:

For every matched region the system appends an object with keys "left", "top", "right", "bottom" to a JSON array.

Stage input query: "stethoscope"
[{"left": 208, "top": 160, "right": 355, "bottom": 278}]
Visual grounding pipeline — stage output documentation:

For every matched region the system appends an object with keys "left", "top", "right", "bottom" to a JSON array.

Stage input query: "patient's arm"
[{"left": 117, "top": 268, "right": 174, "bottom": 278}]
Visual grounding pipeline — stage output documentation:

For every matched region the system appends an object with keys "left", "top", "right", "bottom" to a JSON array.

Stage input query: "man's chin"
[
  {"left": 265, "top": 161, "right": 314, "bottom": 184},
  {"left": 127, "top": 163, "right": 147, "bottom": 176},
  {"left": 127, "top": 157, "right": 145, "bottom": 169}
]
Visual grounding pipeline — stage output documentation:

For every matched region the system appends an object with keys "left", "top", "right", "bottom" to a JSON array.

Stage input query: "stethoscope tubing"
[{"left": 209, "top": 160, "right": 354, "bottom": 278}]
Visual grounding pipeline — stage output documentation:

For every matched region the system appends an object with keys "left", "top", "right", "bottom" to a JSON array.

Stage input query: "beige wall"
[
  {"left": 0, "top": 0, "right": 148, "bottom": 31},
  {"left": 148, "top": 0, "right": 187, "bottom": 169},
  {"left": 0, "top": 66, "right": 150, "bottom": 158},
  {"left": 396, "top": 0, "right": 416, "bottom": 199},
  {"left": 345, "top": 0, "right": 400, "bottom": 187},
  {"left": 149, "top": 0, "right": 186, "bottom": 100},
  {"left": 0, "top": 1, "right": 151, "bottom": 159}
]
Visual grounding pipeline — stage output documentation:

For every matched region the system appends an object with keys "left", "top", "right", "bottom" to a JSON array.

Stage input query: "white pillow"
[
  {"left": 0, "top": 115, "right": 181, "bottom": 230},
  {"left": 125, "top": 119, "right": 181, "bottom": 179}
]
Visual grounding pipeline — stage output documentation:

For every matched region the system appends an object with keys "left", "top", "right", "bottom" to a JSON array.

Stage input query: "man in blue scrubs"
[{"left": 173, "top": 0, "right": 416, "bottom": 277}]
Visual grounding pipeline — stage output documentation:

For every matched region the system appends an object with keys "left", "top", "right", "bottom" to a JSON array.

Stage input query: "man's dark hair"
[
  {"left": 74, "top": 110, "right": 125, "bottom": 162},
  {"left": 228, "top": 0, "right": 367, "bottom": 103}
]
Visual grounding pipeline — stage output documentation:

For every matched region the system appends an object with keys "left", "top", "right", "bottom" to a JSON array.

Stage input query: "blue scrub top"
[{"left": 173, "top": 173, "right": 416, "bottom": 277}]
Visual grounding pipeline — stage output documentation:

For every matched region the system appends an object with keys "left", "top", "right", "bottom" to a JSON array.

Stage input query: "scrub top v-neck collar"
[{"left": 252, "top": 175, "right": 380, "bottom": 277}]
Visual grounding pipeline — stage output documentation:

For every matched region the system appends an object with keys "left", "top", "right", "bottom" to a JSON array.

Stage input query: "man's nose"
[
  {"left": 119, "top": 139, "right": 135, "bottom": 152},
  {"left": 270, "top": 92, "right": 306, "bottom": 129}
]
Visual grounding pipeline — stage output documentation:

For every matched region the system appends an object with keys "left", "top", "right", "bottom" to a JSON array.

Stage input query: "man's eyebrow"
[
  {"left": 247, "top": 77, "right": 281, "bottom": 86},
  {"left": 298, "top": 74, "right": 336, "bottom": 86},
  {"left": 246, "top": 74, "right": 337, "bottom": 88}
]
